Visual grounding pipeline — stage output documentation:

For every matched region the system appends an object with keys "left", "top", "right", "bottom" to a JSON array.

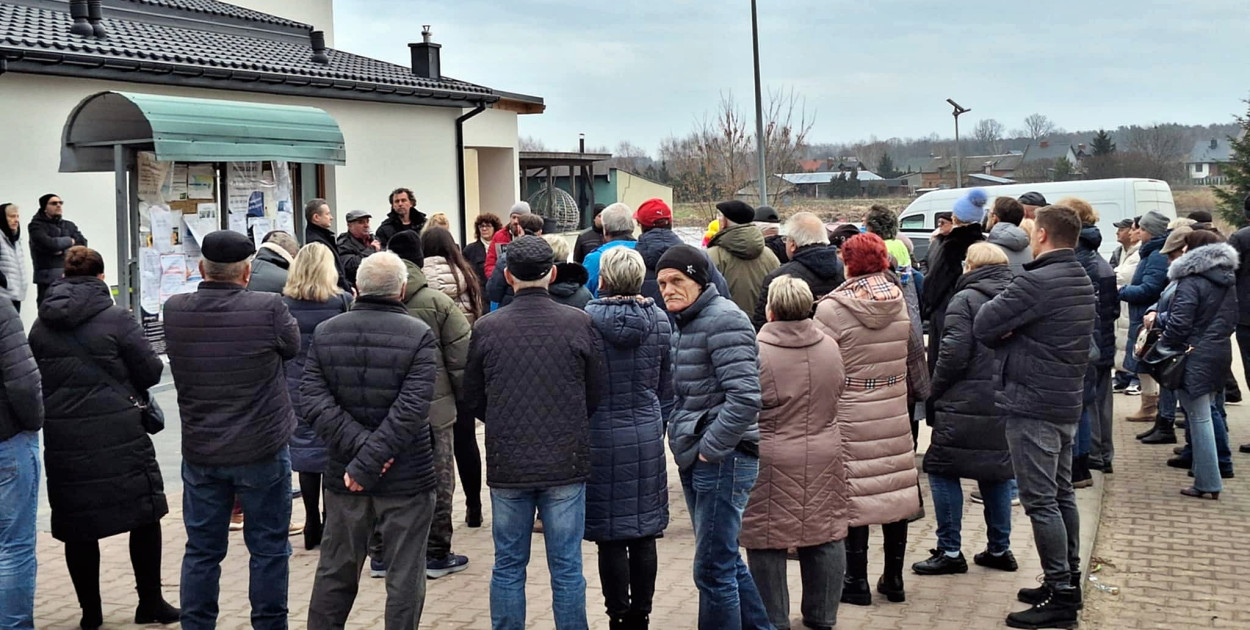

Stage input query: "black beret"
[
  {"left": 1018, "top": 191, "right": 1048, "bottom": 207},
  {"left": 716, "top": 200, "right": 756, "bottom": 225},
  {"left": 201, "top": 230, "right": 255, "bottom": 263},
  {"left": 506, "top": 235, "right": 554, "bottom": 282},
  {"left": 754, "top": 205, "right": 780, "bottom": 223}
]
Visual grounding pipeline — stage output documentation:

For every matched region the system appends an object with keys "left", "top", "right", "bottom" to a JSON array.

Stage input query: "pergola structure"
[{"left": 519, "top": 150, "right": 611, "bottom": 230}]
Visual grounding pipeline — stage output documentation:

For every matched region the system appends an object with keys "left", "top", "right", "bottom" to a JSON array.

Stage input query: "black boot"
[
  {"left": 608, "top": 614, "right": 629, "bottom": 630},
  {"left": 135, "top": 597, "right": 180, "bottom": 625},
  {"left": 1136, "top": 414, "right": 1173, "bottom": 440},
  {"left": 1140, "top": 418, "right": 1178, "bottom": 444},
  {"left": 1018, "top": 571, "right": 1083, "bottom": 609},
  {"left": 1006, "top": 584, "right": 1081, "bottom": 629},
  {"left": 304, "top": 517, "right": 322, "bottom": 550},
  {"left": 466, "top": 502, "right": 483, "bottom": 528},
  {"left": 1072, "top": 455, "right": 1093, "bottom": 488},
  {"left": 877, "top": 537, "right": 907, "bottom": 603},
  {"left": 840, "top": 546, "right": 871, "bottom": 606},
  {"left": 626, "top": 611, "right": 650, "bottom": 630}
]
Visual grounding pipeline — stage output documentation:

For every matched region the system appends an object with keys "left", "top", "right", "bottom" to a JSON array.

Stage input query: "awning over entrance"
[{"left": 60, "top": 91, "right": 347, "bottom": 172}]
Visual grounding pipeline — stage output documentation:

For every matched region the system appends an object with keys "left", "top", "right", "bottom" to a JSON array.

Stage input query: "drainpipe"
[{"left": 455, "top": 103, "right": 487, "bottom": 245}]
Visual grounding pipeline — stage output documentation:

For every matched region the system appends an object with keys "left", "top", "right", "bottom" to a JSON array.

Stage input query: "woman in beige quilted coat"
[
  {"left": 743, "top": 276, "right": 847, "bottom": 630},
  {"left": 813, "top": 232, "right": 923, "bottom": 608},
  {"left": 420, "top": 226, "right": 482, "bottom": 324}
]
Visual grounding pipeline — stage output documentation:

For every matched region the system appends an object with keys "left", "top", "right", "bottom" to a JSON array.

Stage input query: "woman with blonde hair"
[
  {"left": 283, "top": 242, "right": 352, "bottom": 549},
  {"left": 744, "top": 275, "right": 848, "bottom": 630},
  {"left": 913, "top": 242, "right": 1018, "bottom": 577},
  {"left": 423, "top": 212, "right": 451, "bottom": 233}
]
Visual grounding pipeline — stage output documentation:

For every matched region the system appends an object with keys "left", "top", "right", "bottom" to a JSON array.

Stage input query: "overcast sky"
[{"left": 334, "top": 0, "right": 1250, "bottom": 155}]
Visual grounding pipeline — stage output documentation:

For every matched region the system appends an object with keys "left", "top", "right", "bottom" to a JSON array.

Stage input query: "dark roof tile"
[{"left": 118, "top": 0, "right": 310, "bottom": 29}]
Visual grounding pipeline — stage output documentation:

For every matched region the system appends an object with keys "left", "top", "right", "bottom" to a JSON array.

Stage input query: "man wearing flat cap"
[
  {"left": 463, "top": 235, "right": 603, "bottom": 629},
  {"left": 707, "top": 199, "right": 779, "bottom": 315},
  {"left": 336, "top": 210, "right": 379, "bottom": 286},
  {"left": 163, "top": 230, "right": 301, "bottom": 630}
]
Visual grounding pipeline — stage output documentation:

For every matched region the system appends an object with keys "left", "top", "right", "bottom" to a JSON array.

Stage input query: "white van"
[{"left": 900, "top": 178, "right": 1177, "bottom": 264}]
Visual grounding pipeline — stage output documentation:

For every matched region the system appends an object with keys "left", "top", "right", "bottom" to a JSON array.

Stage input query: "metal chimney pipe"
[
  {"left": 69, "top": 0, "right": 93, "bottom": 37},
  {"left": 87, "top": 0, "right": 107, "bottom": 39},
  {"left": 310, "top": 30, "right": 329, "bottom": 64}
]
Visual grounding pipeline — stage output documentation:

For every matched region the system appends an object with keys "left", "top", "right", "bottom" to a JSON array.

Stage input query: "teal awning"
[{"left": 60, "top": 91, "right": 346, "bottom": 172}]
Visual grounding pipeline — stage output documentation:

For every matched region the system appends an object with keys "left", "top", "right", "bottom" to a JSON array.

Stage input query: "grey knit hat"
[{"left": 1138, "top": 210, "right": 1170, "bottom": 237}]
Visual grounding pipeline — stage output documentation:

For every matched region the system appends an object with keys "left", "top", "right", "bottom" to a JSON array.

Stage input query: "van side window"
[{"left": 900, "top": 214, "right": 925, "bottom": 230}]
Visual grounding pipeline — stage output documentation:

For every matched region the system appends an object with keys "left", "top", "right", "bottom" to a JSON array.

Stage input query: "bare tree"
[
  {"left": 607, "top": 141, "right": 651, "bottom": 174},
  {"left": 974, "top": 118, "right": 1005, "bottom": 154},
  {"left": 1123, "top": 123, "right": 1187, "bottom": 182},
  {"left": 1024, "top": 113, "right": 1056, "bottom": 141},
  {"left": 519, "top": 135, "right": 547, "bottom": 151},
  {"left": 759, "top": 88, "right": 816, "bottom": 204}
]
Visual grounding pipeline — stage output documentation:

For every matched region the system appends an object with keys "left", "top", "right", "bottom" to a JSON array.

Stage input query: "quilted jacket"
[
  {"left": 164, "top": 281, "right": 300, "bottom": 467},
  {"left": 283, "top": 291, "right": 353, "bottom": 473},
  {"left": 464, "top": 288, "right": 603, "bottom": 488},
  {"left": 423, "top": 255, "right": 478, "bottom": 324},
  {"left": 247, "top": 244, "right": 291, "bottom": 294},
  {"left": 707, "top": 224, "right": 781, "bottom": 315},
  {"left": 300, "top": 296, "right": 438, "bottom": 495},
  {"left": 0, "top": 300, "right": 42, "bottom": 442},
  {"left": 666, "top": 285, "right": 761, "bottom": 470},
  {"left": 1076, "top": 226, "right": 1121, "bottom": 369},
  {"left": 28, "top": 211, "right": 87, "bottom": 286},
  {"left": 922, "top": 265, "right": 1015, "bottom": 482},
  {"left": 1158, "top": 243, "right": 1239, "bottom": 397},
  {"left": 583, "top": 296, "right": 673, "bottom": 542},
  {"left": 813, "top": 274, "right": 920, "bottom": 527},
  {"left": 402, "top": 261, "right": 471, "bottom": 431},
  {"left": 1119, "top": 232, "right": 1169, "bottom": 373},
  {"left": 974, "top": 249, "right": 1096, "bottom": 424},
  {"left": 741, "top": 319, "right": 847, "bottom": 549}
]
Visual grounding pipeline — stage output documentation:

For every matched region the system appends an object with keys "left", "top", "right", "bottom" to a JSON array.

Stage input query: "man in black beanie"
[
  {"left": 463, "top": 235, "right": 602, "bottom": 628},
  {"left": 656, "top": 243, "right": 769, "bottom": 629},
  {"left": 708, "top": 200, "right": 779, "bottom": 315}
]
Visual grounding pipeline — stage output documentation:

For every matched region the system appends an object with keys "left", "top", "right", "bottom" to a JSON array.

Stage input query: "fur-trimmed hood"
[{"left": 1168, "top": 242, "right": 1239, "bottom": 286}]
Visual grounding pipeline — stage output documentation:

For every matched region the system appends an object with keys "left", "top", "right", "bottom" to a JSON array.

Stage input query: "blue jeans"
[
  {"left": 1076, "top": 409, "right": 1092, "bottom": 458},
  {"left": 680, "top": 452, "right": 774, "bottom": 630},
  {"left": 1177, "top": 391, "right": 1222, "bottom": 493},
  {"left": 1160, "top": 387, "right": 1178, "bottom": 420},
  {"left": 1179, "top": 390, "right": 1233, "bottom": 471},
  {"left": 181, "top": 448, "right": 292, "bottom": 630},
  {"left": 928, "top": 474, "right": 1012, "bottom": 554},
  {"left": 0, "top": 431, "right": 39, "bottom": 630},
  {"left": 490, "top": 483, "right": 588, "bottom": 630}
]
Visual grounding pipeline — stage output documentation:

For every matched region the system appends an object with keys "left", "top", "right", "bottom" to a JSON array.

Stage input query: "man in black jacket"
[
  {"left": 1073, "top": 208, "right": 1121, "bottom": 477},
  {"left": 974, "top": 206, "right": 1095, "bottom": 630},
  {"left": 302, "top": 251, "right": 439, "bottom": 630},
  {"left": 336, "top": 210, "right": 379, "bottom": 285},
  {"left": 375, "top": 187, "right": 426, "bottom": 248},
  {"left": 163, "top": 230, "right": 300, "bottom": 630},
  {"left": 28, "top": 193, "right": 87, "bottom": 305},
  {"left": 572, "top": 203, "right": 606, "bottom": 264},
  {"left": 304, "top": 198, "right": 352, "bottom": 292},
  {"left": 751, "top": 212, "right": 843, "bottom": 329},
  {"left": 463, "top": 235, "right": 602, "bottom": 629},
  {"left": 0, "top": 299, "right": 44, "bottom": 630}
]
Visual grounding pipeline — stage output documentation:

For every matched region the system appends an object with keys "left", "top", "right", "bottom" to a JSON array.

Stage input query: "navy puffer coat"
[
  {"left": 583, "top": 296, "right": 673, "bottom": 542},
  {"left": 922, "top": 265, "right": 1015, "bottom": 482},
  {"left": 1076, "top": 226, "right": 1120, "bottom": 369},
  {"left": 1159, "top": 243, "right": 1239, "bottom": 398},
  {"left": 1119, "top": 232, "right": 1169, "bottom": 372},
  {"left": 284, "top": 291, "right": 352, "bottom": 473}
]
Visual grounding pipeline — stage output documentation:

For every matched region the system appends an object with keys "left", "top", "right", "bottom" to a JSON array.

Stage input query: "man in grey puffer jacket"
[
  {"left": 987, "top": 197, "right": 1033, "bottom": 273},
  {"left": 656, "top": 245, "right": 770, "bottom": 630}
]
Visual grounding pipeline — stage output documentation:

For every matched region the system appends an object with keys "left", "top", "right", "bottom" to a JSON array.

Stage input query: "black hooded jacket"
[
  {"left": 1076, "top": 226, "right": 1120, "bottom": 368},
  {"left": 305, "top": 223, "right": 352, "bottom": 292},
  {"left": 28, "top": 211, "right": 87, "bottom": 285},
  {"left": 550, "top": 262, "right": 593, "bottom": 309},
  {"left": 30, "top": 276, "right": 165, "bottom": 541},
  {"left": 752, "top": 244, "right": 844, "bottom": 329}
]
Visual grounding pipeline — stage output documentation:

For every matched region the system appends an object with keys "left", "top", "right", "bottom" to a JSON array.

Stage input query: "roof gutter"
[{"left": 455, "top": 102, "right": 487, "bottom": 245}]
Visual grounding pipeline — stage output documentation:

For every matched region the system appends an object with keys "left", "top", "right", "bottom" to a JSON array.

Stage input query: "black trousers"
[
  {"left": 452, "top": 398, "right": 482, "bottom": 510},
  {"left": 65, "top": 521, "right": 165, "bottom": 615},
  {"left": 595, "top": 536, "right": 658, "bottom": 618}
]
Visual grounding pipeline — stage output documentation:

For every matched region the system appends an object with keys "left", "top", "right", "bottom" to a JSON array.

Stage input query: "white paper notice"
[
  {"left": 137, "top": 153, "right": 170, "bottom": 203},
  {"left": 228, "top": 187, "right": 253, "bottom": 215},
  {"left": 185, "top": 217, "right": 214, "bottom": 246},
  {"left": 275, "top": 211, "right": 295, "bottom": 235},
  {"left": 139, "top": 248, "right": 161, "bottom": 313},
  {"left": 248, "top": 217, "right": 273, "bottom": 244},
  {"left": 172, "top": 165, "right": 189, "bottom": 199},
  {"left": 149, "top": 206, "right": 175, "bottom": 253},
  {"left": 228, "top": 213, "right": 248, "bottom": 236},
  {"left": 188, "top": 165, "right": 214, "bottom": 200},
  {"left": 159, "top": 254, "right": 188, "bottom": 298}
]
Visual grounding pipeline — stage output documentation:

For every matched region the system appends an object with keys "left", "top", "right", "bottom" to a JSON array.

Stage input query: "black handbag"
[
  {"left": 63, "top": 335, "right": 165, "bottom": 434},
  {"left": 1147, "top": 345, "right": 1192, "bottom": 392}
]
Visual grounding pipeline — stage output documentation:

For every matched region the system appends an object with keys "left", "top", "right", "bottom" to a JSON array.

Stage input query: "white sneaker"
[{"left": 1125, "top": 384, "right": 1141, "bottom": 396}]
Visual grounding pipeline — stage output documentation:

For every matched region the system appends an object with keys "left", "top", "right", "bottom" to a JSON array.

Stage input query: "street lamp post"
[
  {"left": 752, "top": 0, "right": 767, "bottom": 206},
  {"left": 947, "top": 98, "right": 971, "bottom": 188}
]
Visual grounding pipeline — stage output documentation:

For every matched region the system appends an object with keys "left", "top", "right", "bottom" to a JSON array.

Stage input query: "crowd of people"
[{"left": 0, "top": 185, "right": 1246, "bottom": 630}]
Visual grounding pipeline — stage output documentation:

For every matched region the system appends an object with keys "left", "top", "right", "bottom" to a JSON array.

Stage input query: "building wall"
[
  {"left": 477, "top": 148, "right": 518, "bottom": 220},
  {"left": 463, "top": 148, "right": 482, "bottom": 226},
  {"left": 612, "top": 170, "right": 673, "bottom": 210},
  {"left": 0, "top": 72, "right": 516, "bottom": 326},
  {"left": 230, "top": 0, "right": 336, "bottom": 44}
]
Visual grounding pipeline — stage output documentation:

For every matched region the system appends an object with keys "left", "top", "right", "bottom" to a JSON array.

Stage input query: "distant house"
[
  {"left": 918, "top": 152, "right": 1025, "bottom": 188},
  {"left": 1187, "top": 137, "right": 1233, "bottom": 181},
  {"left": 798, "top": 157, "right": 865, "bottom": 173}
]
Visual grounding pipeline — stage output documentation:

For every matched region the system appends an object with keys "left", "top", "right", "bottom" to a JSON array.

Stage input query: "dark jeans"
[
  {"left": 181, "top": 447, "right": 292, "bottom": 630},
  {"left": 428, "top": 424, "right": 455, "bottom": 560},
  {"left": 1087, "top": 367, "right": 1114, "bottom": 467},
  {"left": 746, "top": 542, "right": 845, "bottom": 630},
  {"left": 928, "top": 474, "right": 1011, "bottom": 554},
  {"left": 308, "top": 489, "right": 436, "bottom": 630},
  {"left": 679, "top": 452, "right": 773, "bottom": 630},
  {"left": 595, "top": 536, "right": 658, "bottom": 618},
  {"left": 1005, "top": 419, "right": 1080, "bottom": 587},
  {"left": 0, "top": 430, "right": 39, "bottom": 630},
  {"left": 490, "top": 483, "right": 588, "bottom": 630},
  {"left": 65, "top": 521, "right": 166, "bottom": 616},
  {"left": 453, "top": 399, "right": 482, "bottom": 512}
]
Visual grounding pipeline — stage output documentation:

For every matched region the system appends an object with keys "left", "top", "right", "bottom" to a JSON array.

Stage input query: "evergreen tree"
[
  {"left": 876, "top": 152, "right": 900, "bottom": 178},
  {"left": 1053, "top": 157, "right": 1076, "bottom": 181},
  {"left": 1214, "top": 99, "right": 1250, "bottom": 227},
  {"left": 1092, "top": 129, "right": 1116, "bottom": 156}
]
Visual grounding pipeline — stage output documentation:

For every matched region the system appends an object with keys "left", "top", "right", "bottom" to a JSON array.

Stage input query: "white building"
[{"left": 0, "top": 0, "right": 542, "bottom": 326}]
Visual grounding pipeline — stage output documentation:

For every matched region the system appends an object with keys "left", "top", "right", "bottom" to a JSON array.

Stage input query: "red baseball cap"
[{"left": 635, "top": 198, "right": 672, "bottom": 228}]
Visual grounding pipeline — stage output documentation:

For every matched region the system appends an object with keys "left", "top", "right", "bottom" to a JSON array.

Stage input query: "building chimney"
[
  {"left": 310, "top": 30, "right": 329, "bottom": 65},
  {"left": 1211, "top": 138, "right": 1219, "bottom": 150},
  {"left": 69, "top": 0, "right": 93, "bottom": 37},
  {"left": 87, "top": 0, "right": 107, "bottom": 39},
  {"left": 409, "top": 25, "right": 441, "bottom": 80},
  {"left": 1078, "top": 143, "right": 1086, "bottom": 151},
  {"left": 1040, "top": 140, "right": 1050, "bottom": 148},
  {"left": 579, "top": 133, "right": 586, "bottom": 154}
]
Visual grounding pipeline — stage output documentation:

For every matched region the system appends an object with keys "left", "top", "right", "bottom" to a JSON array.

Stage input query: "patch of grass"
[{"left": 673, "top": 197, "right": 915, "bottom": 227}]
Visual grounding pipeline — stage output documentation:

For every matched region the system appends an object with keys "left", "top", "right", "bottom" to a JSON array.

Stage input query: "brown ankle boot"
[{"left": 1126, "top": 394, "right": 1159, "bottom": 422}]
